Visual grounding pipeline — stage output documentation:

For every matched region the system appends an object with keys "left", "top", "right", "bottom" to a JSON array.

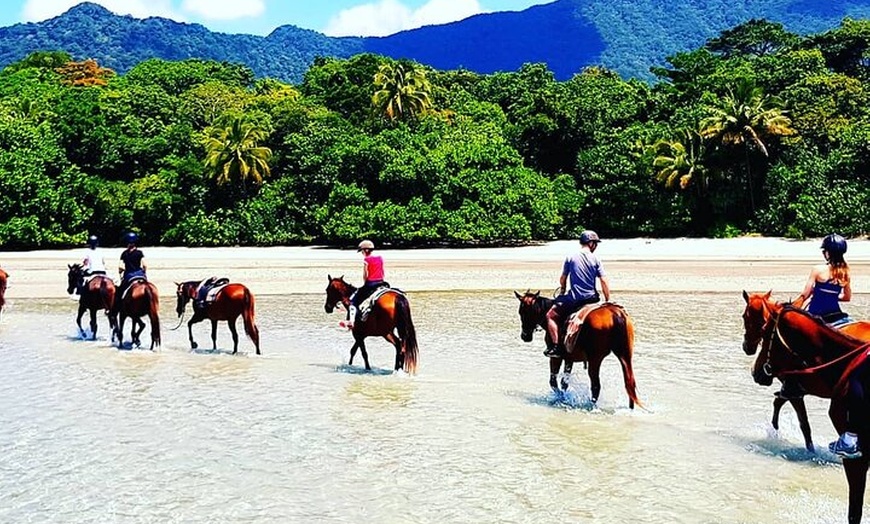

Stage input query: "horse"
[
  {"left": 175, "top": 280, "right": 260, "bottom": 355},
  {"left": 742, "top": 290, "right": 870, "bottom": 451},
  {"left": 115, "top": 279, "right": 161, "bottom": 350},
  {"left": 515, "top": 291, "right": 641, "bottom": 409},
  {"left": 753, "top": 304, "right": 870, "bottom": 523},
  {"left": 0, "top": 267, "right": 7, "bottom": 319},
  {"left": 324, "top": 275, "right": 418, "bottom": 374},
  {"left": 66, "top": 264, "right": 117, "bottom": 340}
]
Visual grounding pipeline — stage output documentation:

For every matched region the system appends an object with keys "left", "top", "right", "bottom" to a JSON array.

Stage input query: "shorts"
[{"left": 553, "top": 293, "right": 600, "bottom": 316}]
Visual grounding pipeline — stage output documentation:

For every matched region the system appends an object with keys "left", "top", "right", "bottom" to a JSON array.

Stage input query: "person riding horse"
[
  {"left": 341, "top": 239, "right": 389, "bottom": 331},
  {"left": 77, "top": 234, "right": 107, "bottom": 294},
  {"left": 543, "top": 230, "right": 611, "bottom": 358},
  {"left": 112, "top": 232, "right": 147, "bottom": 315}
]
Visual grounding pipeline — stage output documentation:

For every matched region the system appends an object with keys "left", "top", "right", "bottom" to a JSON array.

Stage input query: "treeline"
[{"left": 0, "top": 18, "right": 868, "bottom": 248}]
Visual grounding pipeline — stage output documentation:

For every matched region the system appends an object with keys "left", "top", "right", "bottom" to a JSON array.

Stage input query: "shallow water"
[{"left": 0, "top": 275, "right": 868, "bottom": 522}]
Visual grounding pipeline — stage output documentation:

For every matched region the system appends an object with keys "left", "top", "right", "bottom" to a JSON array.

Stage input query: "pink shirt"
[{"left": 364, "top": 255, "right": 385, "bottom": 283}]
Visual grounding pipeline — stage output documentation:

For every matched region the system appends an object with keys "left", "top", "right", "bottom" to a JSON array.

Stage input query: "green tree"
[
  {"left": 705, "top": 19, "right": 800, "bottom": 58},
  {"left": 203, "top": 114, "right": 272, "bottom": 187},
  {"left": 700, "top": 78, "right": 795, "bottom": 215},
  {"left": 372, "top": 61, "right": 433, "bottom": 122}
]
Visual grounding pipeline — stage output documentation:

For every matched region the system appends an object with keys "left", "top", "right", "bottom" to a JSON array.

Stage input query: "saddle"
[
  {"left": 196, "top": 277, "right": 230, "bottom": 308},
  {"left": 121, "top": 276, "right": 147, "bottom": 300},
  {"left": 563, "top": 303, "right": 622, "bottom": 361},
  {"left": 358, "top": 286, "right": 405, "bottom": 323}
]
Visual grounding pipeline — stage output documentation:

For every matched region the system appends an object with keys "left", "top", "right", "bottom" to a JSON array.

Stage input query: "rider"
[
  {"left": 113, "top": 232, "right": 147, "bottom": 313},
  {"left": 543, "top": 230, "right": 611, "bottom": 357},
  {"left": 341, "top": 239, "right": 387, "bottom": 330},
  {"left": 778, "top": 234, "right": 853, "bottom": 402},
  {"left": 78, "top": 234, "right": 107, "bottom": 293}
]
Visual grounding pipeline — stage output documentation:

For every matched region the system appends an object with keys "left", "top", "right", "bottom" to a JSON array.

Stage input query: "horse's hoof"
[{"left": 191, "top": 342, "right": 198, "bottom": 349}]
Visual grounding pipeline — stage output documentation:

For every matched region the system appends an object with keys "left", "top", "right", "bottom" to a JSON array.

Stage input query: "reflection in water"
[{"left": 0, "top": 292, "right": 866, "bottom": 523}]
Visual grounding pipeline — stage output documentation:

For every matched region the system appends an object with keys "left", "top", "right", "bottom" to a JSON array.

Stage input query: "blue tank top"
[{"left": 807, "top": 280, "right": 842, "bottom": 316}]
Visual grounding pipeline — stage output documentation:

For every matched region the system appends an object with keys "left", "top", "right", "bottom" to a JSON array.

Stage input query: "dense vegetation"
[
  {"left": 1, "top": 1, "right": 868, "bottom": 82},
  {"left": 0, "top": 18, "right": 868, "bottom": 248}
]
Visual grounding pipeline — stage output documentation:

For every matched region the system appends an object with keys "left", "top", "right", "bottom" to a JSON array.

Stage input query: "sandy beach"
[{"left": 2, "top": 236, "right": 869, "bottom": 298}]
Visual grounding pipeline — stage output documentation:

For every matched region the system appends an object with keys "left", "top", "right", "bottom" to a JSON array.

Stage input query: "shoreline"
[{"left": 2, "top": 237, "right": 869, "bottom": 298}]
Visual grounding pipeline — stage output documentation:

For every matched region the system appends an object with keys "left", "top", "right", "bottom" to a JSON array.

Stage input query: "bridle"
[{"left": 757, "top": 309, "right": 812, "bottom": 379}]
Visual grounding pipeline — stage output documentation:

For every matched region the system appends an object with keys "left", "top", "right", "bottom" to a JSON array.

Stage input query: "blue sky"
[{"left": 0, "top": 0, "right": 554, "bottom": 36}]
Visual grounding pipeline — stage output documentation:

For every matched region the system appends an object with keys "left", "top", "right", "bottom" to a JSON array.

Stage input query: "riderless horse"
[
  {"left": 67, "top": 263, "right": 117, "bottom": 340},
  {"left": 324, "top": 275, "right": 418, "bottom": 374},
  {"left": 114, "top": 279, "right": 161, "bottom": 350},
  {"left": 515, "top": 291, "right": 641, "bottom": 409},
  {"left": 175, "top": 279, "right": 260, "bottom": 355},
  {"left": 754, "top": 304, "right": 870, "bottom": 523},
  {"left": 742, "top": 290, "right": 870, "bottom": 451}
]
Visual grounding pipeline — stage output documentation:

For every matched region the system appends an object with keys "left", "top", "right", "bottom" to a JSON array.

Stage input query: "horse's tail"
[
  {"left": 242, "top": 287, "right": 260, "bottom": 354},
  {"left": 395, "top": 294, "right": 418, "bottom": 375},
  {"left": 99, "top": 278, "right": 112, "bottom": 311},
  {"left": 146, "top": 284, "right": 161, "bottom": 348},
  {"left": 612, "top": 307, "right": 641, "bottom": 409}
]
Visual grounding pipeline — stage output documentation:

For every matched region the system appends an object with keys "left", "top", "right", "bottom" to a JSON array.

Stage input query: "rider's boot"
[{"left": 543, "top": 342, "right": 564, "bottom": 358}]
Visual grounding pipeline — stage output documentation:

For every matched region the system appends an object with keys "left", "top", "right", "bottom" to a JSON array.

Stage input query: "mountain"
[{"left": 0, "top": 1, "right": 868, "bottom": 82}]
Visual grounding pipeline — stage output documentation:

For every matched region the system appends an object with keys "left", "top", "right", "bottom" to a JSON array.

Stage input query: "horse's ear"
[
  {"left": 514, "top": 291, "right": 522, "bottom": 300},
  {"left": 68, "top": 263, "right": 73, "bottom": 269},
  {"left": 764, "top": 290, "right": 772, "bottom": 299},
  {"left": 534, "top": 291, "right": 540, "bottom": 297},
  {"left": 339, "top": 275, "right": 344, "bottom": 281},
  {"left": 328, "top": 274, "right": 332, "bottom": 281},
  {"left": 742, "top": 290, "right": 749, "bottom": 303}
]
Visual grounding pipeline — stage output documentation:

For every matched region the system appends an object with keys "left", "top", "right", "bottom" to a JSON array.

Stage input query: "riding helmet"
[
  {"left": 357, "top": 239, "right": 375, "bottom": 251},
  {"left": 87, "top": 235, "right": 99, "bottom": 248},
  {"left": 821, "top": 233, "right": 847, "bottom": 255},
  {"left": 579, "top": 230, "right": 601, "bottom": 245},
  {"left": 125, "top": 232, "right": 139, "bottom": 245}
]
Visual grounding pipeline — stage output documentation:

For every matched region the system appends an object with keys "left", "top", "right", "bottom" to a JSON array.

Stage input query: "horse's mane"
[{"left": 779, "top": 304, "right": 866, "bottom": 346}]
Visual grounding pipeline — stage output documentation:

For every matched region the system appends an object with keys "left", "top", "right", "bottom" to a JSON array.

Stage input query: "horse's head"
[
  {"left": 175, "top": 281, "right": 196, "bottom": 317},
  {"left": 515, "top": 290, "right": 547, "bottom": 342},
  {"left": 741, "top": 290, "right": 777, "bottom": 355},
  {"left": 325, "top": 275, "right": 354, "bottom": 314},
  {"left": 67, "top": 263, "right": 83, "bottom": 295}
]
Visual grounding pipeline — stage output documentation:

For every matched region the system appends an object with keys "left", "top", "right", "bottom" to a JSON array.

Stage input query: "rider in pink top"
[{"left": 344, "top": 240, "right": 389, "bottom": 329}]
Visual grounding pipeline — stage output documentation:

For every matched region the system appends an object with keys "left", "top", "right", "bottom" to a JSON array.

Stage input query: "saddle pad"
[
  {"left": 359, "top": 287, "right": 406, "bottom": 319},
  {"left": 205, "top": 284, "right": 229, "bottom": 303},
  {"left": 830, "top": 316, "right": 856, "bottom": 329},
  {"left": 121, "top": 277, "right": 147, "bottom": 300}
]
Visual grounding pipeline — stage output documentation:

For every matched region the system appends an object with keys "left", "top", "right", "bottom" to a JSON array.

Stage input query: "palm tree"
[
  {"left": 372, "top": 62, "right": 433, "bottom": 122},
  {"left": 700, "top": 78, "right": 795, "bottom": 213},
  {"left": 203, "top": 115, "right": 272, "bottom": 187},
  {"left": 653, "top": 129, "right": 716, "bottom": 231}
]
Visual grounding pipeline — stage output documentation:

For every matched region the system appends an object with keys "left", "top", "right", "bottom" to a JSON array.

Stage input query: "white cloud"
[
  {"left": 324, "top": 0, "right": 485, "bottom": 37},
  {"left": 21, "top": 0, "right": 183, "bottom": 22},
  {"left": 181, "top": 0, "right": 265, "bottom": 20}
]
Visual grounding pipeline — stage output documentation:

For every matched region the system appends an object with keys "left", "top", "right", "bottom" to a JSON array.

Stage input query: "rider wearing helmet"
[
  {"left": 82, "top": 235, "right": 107, "bottom": 276},
  {"left": 113, "top": 232, "right": 147, "bottom": 312},
  {"left": 341, "top": 239, "right": 388, "bottom": 330},
  {"left": 801, "top": 233, "right": 851, "bottom": 323},
  {"left": 543, "top": 230, "right": 611, "bottom": 357}
]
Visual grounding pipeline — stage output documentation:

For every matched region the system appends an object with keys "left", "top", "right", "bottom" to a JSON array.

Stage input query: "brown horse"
[
  {"left": 742, "top": 290, "right": 870, "bottom": 450},
  {"left": 515, "top": 291, "right": 641, "bottom": 409},
  {"left": 175, "top": 280, "right": 260, "bottom": 355},
  {"left": 115, "top": 280, "right": 161, "bottom": 350},
  {"left": 0, "top": 267, "right": 7, "bottom": 320},
  {"left": 324, "top": 275, "right": 418, "bottom": 374},
  {"left": 753, "top": 305, "right": 870, "bottom": 523},
  {"left": 66, "top": 264, "right": 117, "bottom": 341}
]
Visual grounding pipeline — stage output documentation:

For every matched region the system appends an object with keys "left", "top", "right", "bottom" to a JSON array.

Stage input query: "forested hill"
[{"left": 0, "top": 0, "right": 868, "bottom": 82}]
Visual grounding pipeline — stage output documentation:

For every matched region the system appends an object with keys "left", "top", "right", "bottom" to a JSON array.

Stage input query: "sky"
[{"left": 0, "top": 0, "right": 554, "bottom": 37}]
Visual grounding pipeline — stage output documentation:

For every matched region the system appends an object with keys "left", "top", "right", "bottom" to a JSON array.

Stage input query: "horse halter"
[{"left": 758, "top": 310, "right": 811, "bottom": 378}]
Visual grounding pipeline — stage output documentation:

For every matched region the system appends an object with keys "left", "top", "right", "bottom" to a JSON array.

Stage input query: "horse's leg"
[
  {"left": 549, "top": 357, "right": 562, "bottom": 393},
  {"left": 89, "top": 307, "right": 99, "bottom": 340},
  {"left": 561, "top": 361, "right": 575, "bottom": 391},
  {"left": 772, "top": 396, "right": 786, "bottom": 431},
  {"left": 75, "top": 302, "right": 88, "bottom": 338},
  {"left": 211, "top": 319, "right": 218, "bottom": 351},
  {"left": 786, "top": 397, "right": 814, "bottom": 452},
  {"left": 133, "top": 318, "right": 145, "bottom": 348},
  {"left": 228, "top": 319, "right": 240, "bottom": 355},
  {"left": 187, "top": 316, "right": 200, "bottom": 349},
  {"left": 116, "top": 314, "right": 127, "bottom": 348},
  {"left": 348, "top": 340, "right": 359, "bottom": 366},
  {"left": 358, "top": 339, "right": 372, "bottom": 371},
  {"left": 385, "top": 333, "right": 402, "bottom": 372},
  {"left": 587, "top": 356, "right": 604, "bottom": 404},
  {"left": 844, "top": 457, "right": 868, "bottom": 524}
]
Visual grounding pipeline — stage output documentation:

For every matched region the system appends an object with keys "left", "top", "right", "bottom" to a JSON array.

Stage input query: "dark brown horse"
[
  {"left": 515, "top": 291, "right": 641, "bottom": 409},
  {"left": 66, "top": 264, "right": 117, "bottom": 340},
  {"left": 753, "top": 305, "right": 870, "bottom": 523},
  {"left": 324, "top": 275, "right": 418, "bottom": 374},
  {"left": 175, "top": 280, "right": 260, "bottom": 355},
  {"left": 0, "top": 267, "right": 7, "bottom": 320},
  {"left": 115, "top": 280, "right": 161, "bottom": 350},
  {"left": 742, "top": 290, "right": 870, "bottom": 451}
]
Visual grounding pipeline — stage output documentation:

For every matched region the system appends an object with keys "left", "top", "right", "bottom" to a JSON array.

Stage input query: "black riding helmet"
[
  {"left": 579, "top": 230, "right": 601, "bottom": 245},
  {"left": 821, "top": 233, "right": 847, "bottom": 255},
  {"left": 87, "top": 235, "right": 99, "bottom": 248},
  {"left": 125, "top": 232, "right": 139, "bottom": 245}
]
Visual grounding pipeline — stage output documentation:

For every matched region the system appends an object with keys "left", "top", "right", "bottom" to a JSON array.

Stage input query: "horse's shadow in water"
[
  {"left": 507, "top": 374, "right": 606, "bottom": 412},
  {"left": 736, "top": 429, "right": 839, "bottom": 464},
  {"left": 306, "top": 362, "right": 395, "bottom": 376},
  {"left": 189, "top": 346, "right": 248, "bottom": 356}
]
